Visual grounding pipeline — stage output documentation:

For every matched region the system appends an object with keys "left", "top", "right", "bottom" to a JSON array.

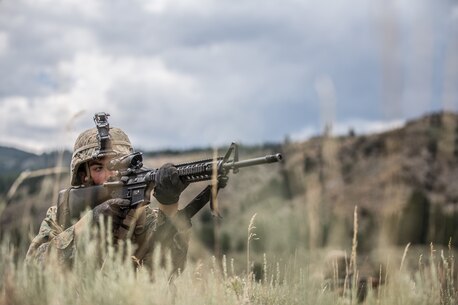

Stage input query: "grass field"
[{"left": 0, "top": 213, "right": 456, "bottom": 305}]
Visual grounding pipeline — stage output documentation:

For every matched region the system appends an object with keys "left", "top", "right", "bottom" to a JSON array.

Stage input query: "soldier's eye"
[{"left": 91, "top": 166, "right": 103, "bottom": 172}]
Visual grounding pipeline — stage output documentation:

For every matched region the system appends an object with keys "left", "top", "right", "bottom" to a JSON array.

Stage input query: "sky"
[{"left": 0, "top": 0, "right": 457, "bottom": 153}]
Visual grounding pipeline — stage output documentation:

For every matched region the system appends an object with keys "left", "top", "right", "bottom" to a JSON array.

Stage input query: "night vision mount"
[{"left": 93, "top": 112, "right": 116, "bottom": 159}]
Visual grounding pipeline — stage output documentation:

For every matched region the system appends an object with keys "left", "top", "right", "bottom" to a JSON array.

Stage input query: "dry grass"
[{"left": 1, "top": 216, "right": 457, "bottom": 305}]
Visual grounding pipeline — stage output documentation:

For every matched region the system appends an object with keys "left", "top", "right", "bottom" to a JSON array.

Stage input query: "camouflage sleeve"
[
  {"left": 167, "top": 211, "right": 191, "bottom": 279},
  {"left": 133, "top": 206, "right": 191, "bottom": 279},
  {"left": 25, "top": 206, "right": 76, "bottom": 266},
  {"left": 169, "top": 223, "right": 191, "bottom": 280}
]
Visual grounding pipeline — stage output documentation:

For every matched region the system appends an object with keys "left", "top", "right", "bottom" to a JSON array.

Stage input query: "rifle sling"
[{"left": 182, "top": 185, "right": 222, "bottom": 219}]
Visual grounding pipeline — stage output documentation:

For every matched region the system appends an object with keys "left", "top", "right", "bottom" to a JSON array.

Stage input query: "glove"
[
  {"left": 153, "top": 163, "right": 189, "bottom": 205},
  {"left": 92, "top": 198, "right": 130, "bottom": 229}
]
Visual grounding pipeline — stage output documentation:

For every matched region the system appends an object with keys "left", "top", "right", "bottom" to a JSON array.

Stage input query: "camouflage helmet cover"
[{"left": 70, "top": 127, "right": 134, "bottom": 186}]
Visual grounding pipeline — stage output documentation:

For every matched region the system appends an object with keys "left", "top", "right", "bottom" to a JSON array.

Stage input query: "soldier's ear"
[
  {"left": 78, "top": 171, "right": 88, "bottom": 183},
  {"left": 75, "top": 164, "right": 89, "bottom": 185}
]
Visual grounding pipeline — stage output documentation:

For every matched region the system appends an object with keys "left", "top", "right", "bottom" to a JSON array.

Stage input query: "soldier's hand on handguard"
[
  {"left": 153, "top": 163, "right": 189, "bottom": 205},
  {"left": 92, "top": 198, "right": 130, "bottom": 229}
]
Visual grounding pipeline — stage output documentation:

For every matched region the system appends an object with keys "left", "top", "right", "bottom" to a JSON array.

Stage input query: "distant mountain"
[
  {"left": 0, "top": 146, "right": 71, "bottom": 174},
  {"left": 0, "top": 146, "right": 72, "bottom": 194},
  {"left": 0, "top": 146, "right": 37, "bottom": 174}
]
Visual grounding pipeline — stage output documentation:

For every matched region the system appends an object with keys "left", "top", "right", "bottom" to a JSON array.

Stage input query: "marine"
[{"left": 26, "top": 113, "right": 191, "bottom": 279}]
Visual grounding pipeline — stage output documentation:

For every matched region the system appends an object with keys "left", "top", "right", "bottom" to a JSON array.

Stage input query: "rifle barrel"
[{"left": 222, "top": 153, "right": 283, "bottom": 170}]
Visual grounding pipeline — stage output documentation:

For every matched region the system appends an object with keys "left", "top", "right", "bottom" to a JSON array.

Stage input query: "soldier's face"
[{"left": 88, "top": 157, "right": 115, "bottom": 185}]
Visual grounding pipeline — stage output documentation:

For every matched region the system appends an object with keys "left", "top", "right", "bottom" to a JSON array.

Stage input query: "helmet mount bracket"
[{"left": 93, "top": 112, "right": 116, "bottom": 159}]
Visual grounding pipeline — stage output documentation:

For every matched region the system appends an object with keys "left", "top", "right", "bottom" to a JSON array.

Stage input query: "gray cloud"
[{"left": 0, "top": 0, "right": 456, "bottom": 152}]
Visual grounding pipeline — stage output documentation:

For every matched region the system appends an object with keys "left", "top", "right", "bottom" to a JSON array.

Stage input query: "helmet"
[{"left": 70, "top": 127, "right": 134, "bottom": 186}]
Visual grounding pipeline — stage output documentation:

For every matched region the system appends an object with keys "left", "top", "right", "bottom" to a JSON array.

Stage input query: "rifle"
[{"left": 57, "top": 142, "right": 282, "bottom": 227}]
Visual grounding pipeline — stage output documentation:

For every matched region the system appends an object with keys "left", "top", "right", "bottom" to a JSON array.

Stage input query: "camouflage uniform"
[
  {"left": 25, "top": 126, "right": 190, "bottom": 278},
  {"left": 26, "top": 204, "right": 190, "bottom": 276}
]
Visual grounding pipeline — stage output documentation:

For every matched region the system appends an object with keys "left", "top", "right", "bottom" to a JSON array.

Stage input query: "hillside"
[
  {"left": 0, "top": 147, "right": 71, "bottom": 195},
  {"left": 281, "top": 111, "right": 458, "bottom": 250},
  {"left": 1, "top": 111, "right": 458, "bottom": 260}
]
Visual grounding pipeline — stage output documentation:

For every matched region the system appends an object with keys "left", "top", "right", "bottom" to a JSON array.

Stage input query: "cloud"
[
  {"left": 0, "top": 32, "right": 8, "bottom": 56},
  {"left": 22, "top": 0, "right": 102, "bottom": 18},
  {"left": 0, "top": 0, "right": 455, "bottom": 152}
]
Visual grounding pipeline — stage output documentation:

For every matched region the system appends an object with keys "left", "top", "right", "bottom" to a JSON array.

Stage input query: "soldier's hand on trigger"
[
  {"left": 153, "top": 163, "right": 189, "bottom": 205},
  {"left": 92, "top": 198, "right": 130, "bottom": 229}
]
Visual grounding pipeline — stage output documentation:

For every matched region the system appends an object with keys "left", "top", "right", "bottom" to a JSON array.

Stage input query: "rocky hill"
[
  {"left": 281, "top": 111, "right": 458, "bottom": 251},
  {"left": 1, "top": 111, "right": 457, "bottom": 256}
]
